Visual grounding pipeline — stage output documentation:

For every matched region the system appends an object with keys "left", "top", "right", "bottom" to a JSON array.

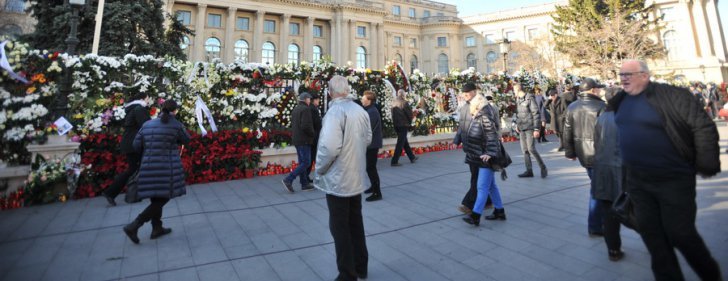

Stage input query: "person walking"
[
  {"left": 612, "top": 60, "right": 722, "bottom": 281},
  {"left": 306, "top": 93, "right": 323, "bottom": 182},
  {"left": 123, "top": 100, "right": 190, "bottom": 244},
  {"left": 544, "top": 89, "right": 562, "bottom": 149},
  {"left": 390, "top": 90, "right": 418, "bottom": 166},
  {"left": 562, "top": 78, "right": 607, "bottom": 236},
  {"left": 282, "top": 92, "right": 315, "bottom": 193},
  {"left": 593, "top": 86, "right": 625, "bottom": 261},
  {"left": 102, "top": 92, "right": 150, "bottom": 206},
  {"left": 514, "top": 83, "right": 547, "bottom": 178},
  {"left": 454, "top": 83, "right": 491, "bottom": 215},
  {"left": 361, "top": 90, "right": 384, "bottom": 202},
  {"left": 461, "top": 94, "right": 506, "bottom": 226},
  {"left": 314, "top": 75, "right": 372, "bottom": 281},
  {"left": 534, "top": 88, "right": 549, "bottom": 143}
]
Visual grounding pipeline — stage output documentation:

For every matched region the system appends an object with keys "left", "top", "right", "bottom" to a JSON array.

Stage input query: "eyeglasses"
[{"left": 618, "top": 71, "right": 644, "bottom": 78}]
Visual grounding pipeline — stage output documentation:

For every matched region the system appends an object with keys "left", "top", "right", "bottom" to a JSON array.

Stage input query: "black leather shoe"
[
  {"left": 364, "top": 188, "right": 373, "bottom": 194},
  {"left": 608, "top": 249, "right": 625, "bottom": 261},
  {"left": 123, "top": 219, "right": 143, "bottom": 244},
  {"left": 462, "top": 212, "right": 481, "bottom": 226},
  {"left": 410, "top": 156, "right": 419, "bottom": 163},
  {"left": 103, "top": 193, "right": 116, "bottom": 207},
  {"left": 517, "top": 171, "right": 534, "bottom": 178},
  {"left": 150, "top": 227, "right": 172, "bottom": 239},
  {"left": 540, "top": 167, "right": 548, "bottom": 178},
  {"left": 484, "top": 208, "right": 506, "bottom": 220},
  {"left": 365, "top": 193, "right": 382, "bottom": 202}
]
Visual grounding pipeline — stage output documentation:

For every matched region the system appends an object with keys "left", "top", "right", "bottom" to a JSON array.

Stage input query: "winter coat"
[
  {"left": 392, "top": 104, "right": 413, "bottom": 129},
  {"left": 592, "top": 111, "right": 623, "bottom": 201},
  {"left": 515, "top": 93, "right": 540, "bottom": 131},
  {"left": 314, "top": 97, "right": 372, "bottom": 197},
  {"left": 365, "top": 103, "right": 383, "bottom": 149},
  {"left": 463, "top": 103, "right": 501, "bottom": 169},
  {"left": 453, "top": 101, "right": 473, "bottom": 145},
  {"left": 609, "top": 82, "right": 721, "bottom": 176},
  {"left": 545, "top": 96, "right": 562, "bottom": 133},
  {"left": 291, "top": 102, "right": 315, "bottom": 146},
  {"left": 311, "top": 104, "right": 322, "bottom": 143},
  {"left": 534, "top": 95, "right": 549, "bottom": 123},
  {"left": 120, "top": 103, "right": 150, "bottom": 154},
  {"left": 133, "top": 116, "right": 191, "bottom": 200},
  {"left": 563, "top": 93, "right": 606, "bottom": 168}
]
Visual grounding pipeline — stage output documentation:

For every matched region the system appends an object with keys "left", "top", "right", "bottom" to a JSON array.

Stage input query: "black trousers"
[
  {"left": 105, "top": 153, "right": 141, "bottom": 199},
  {"left": 136, "top": 197, "right": 170, "bottom": 227},
  {"left": 365, "top": 148, "right": 381, "bottom": 194},
  {"left": 627, "top": 169, "right": 722, "bottom": 281},
  {"left": 391, "top": 128, "right": 415, "bottom": 164},
  {"left": 538, "top": 124, "right": 547, "bottom": 142},
  {"left": 598, "top": 199, "right": 622, "bottom": 251},
  {"left": 461, "top": 163, "right": 490, "bottom": 209},
  {"left": 326, "top": 194, "right": 368, "bottom": 281},
  {"left": 307, "top": 141, "right": 318, "bottom": 178}
]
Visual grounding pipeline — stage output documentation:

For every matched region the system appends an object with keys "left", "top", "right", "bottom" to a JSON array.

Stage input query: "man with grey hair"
[
  {"left": 315, "top": 75, "right": 372, "bottom": 281},
  {"left": 282, "top": 92, "right": 315, "bottom": 192},
  {"left": 611, "top": 60, "right": 722, "bottom": 280}
]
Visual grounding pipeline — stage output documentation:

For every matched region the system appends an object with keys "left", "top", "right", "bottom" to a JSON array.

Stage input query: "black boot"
[
  {"left": 518, "top": 170, "right": 534, "bottom": 178},
  {"left": 123, "top": 219, "right": 144, "bottom": 244},
  {"left": 462, "top": 212, "right": 481, "bottom": 226},
  {"left": 365, "top": 192, "right": 382, "bottom": 202},
  {"left": 485, "top": 208, "right": 506, "bottom": 220},
  {"left": 150, "top": 220, "right": 172, "bottom": 239}
]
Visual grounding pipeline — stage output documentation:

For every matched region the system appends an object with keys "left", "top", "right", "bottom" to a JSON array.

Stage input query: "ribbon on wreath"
[
  {"left": 195, "top": 95, "right": 217, "bottom": 136},
  {"left": 0, "top": 41, "right": 29, "bottom": 84},
  {"left": 186, "top": 62, "right": 212, "bottom": 89}
]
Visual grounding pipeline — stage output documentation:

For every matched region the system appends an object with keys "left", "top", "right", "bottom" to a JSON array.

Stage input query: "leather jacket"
[
  {"left": 463, "top": 104, "right": 500, "bottom": 168},
  {"left": 563, "top": 93, "right": 606, "bottom": 168},
  {"left": 515, "top": 94, "right": 540, "bottom": 131}
]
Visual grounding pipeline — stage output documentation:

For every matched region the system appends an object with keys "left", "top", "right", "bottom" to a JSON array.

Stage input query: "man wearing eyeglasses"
[{"left": 610, "top": 60, "right": 722, "bottom": 280}]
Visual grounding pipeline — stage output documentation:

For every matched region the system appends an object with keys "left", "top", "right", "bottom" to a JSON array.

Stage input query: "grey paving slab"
[{"left": 1, "top": 123, "right": 727, "bottom": 281}]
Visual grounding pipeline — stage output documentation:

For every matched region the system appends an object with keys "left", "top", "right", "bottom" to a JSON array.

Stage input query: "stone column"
[
  {"left": 225, "top": 7, "right": 238, "bottom": 63},
  {"left": 370, "top": 23, "right": 378, "bottom": 69},
  {"left": 677, "top": 1, "right": 699, "bottom": 59},
  {"left": 705, "top": 0, "right": 727, "bottom": 61},
  {"left": 166, "top": 0, "right": 176, "bottom": 17},
  {"left": 385, "top": 31, "right": 391, "bottom": 64},
  {"left": 377, "top": 23, "right": 385, "bottom": 69},
  {"left": 194, "top": 4, "right": 207, "bottom": 62},
  {"left": 253, "top": 11, "right": 265, "bottom": 63},
  {"left": 691, "top": 0, "right": 715, "bottom": 57},
  {"left": 280, "top": 14, "right": 291, "bottom": 64},
  {"left": 350, "top": 20, "right": 357, "bottom": 65},
  {"left": 403, "top": 34, "right": 410, "bottom": 72},
  {"left": 304, "top": 17, "right": 314, "bottom": 62},
  {"left": 332, "top": 11, "right": 341, "bottom": 64}
]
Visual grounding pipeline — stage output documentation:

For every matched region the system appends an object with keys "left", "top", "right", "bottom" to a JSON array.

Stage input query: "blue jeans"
[
  {"left": 285, "top": 145, "right": 311, "bottom": 186},
  {"left": 473, "top": 168, "right": 503, "bottom": 215},
  {"left": 586, "top": 168, "right": 604, "bottom": 233}
]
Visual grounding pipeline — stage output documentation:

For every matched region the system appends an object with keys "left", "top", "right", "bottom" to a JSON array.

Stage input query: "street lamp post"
[
  {"left": 55, "top": 0, "right": 87, "bottom": 121},
  {"left": 499, "top": 38, "right": 511, "bottom": 74}
]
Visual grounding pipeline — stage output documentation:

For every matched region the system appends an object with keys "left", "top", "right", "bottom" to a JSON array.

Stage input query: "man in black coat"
[
  {"left": 306, "top": 93, "right": 322, "bottom": 182},
  {"left": 361, "top": 90, "right": 384, "bottom": 202},
  {"left": 611, "top": 60, "right": 722, "bottom": 281},
  {"left": 282, "top": 92, "right": 315, "bottom": 193},
  {"left": 514, "top": 83, "right": 547, "bottom": 178},
  {"left": 562, "top": 78, "right": 606, "bottom": 236},
  {"left": 102, "top": 93, "right": 150, "bottom": 206}
]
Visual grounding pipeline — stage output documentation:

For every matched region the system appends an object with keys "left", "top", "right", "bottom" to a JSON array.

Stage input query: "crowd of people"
[{"left": 105, "top": 58, "right": 724, "bottom": 281}]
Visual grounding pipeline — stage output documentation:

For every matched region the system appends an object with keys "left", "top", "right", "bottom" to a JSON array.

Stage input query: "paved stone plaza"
[{"left": 0, "top": 124, "right": 726, "bottom": 281}]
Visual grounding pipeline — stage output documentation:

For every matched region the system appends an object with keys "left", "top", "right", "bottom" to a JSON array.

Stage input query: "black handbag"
[
  {"left": 124, "top": 170, "right": 142, "bottom": 204},
  {"left": 611, "top": 192, "right": 638, "bottom": 230}
]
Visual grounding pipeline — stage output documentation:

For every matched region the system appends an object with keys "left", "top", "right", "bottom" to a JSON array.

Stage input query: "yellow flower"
[
  {"left": 73, "top": 113, "right": 84, "bottom": 119},
  {"left": 26, "top": 87, "right": 36, "bottom": 94},
  {"left": 366, "top": 69, "right": 372, "bottom": 74},
  {"left": 95, "top": 99, "right": 109, "bottom": 106},
  {"left": 242, "top": 127, "right": 250, "bottom": 133}
]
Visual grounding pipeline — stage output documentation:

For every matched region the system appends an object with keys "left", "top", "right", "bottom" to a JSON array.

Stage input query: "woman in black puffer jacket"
[
  {"left": 123, "top": 100, "right": 190, "bottom": 244},
  {"left": 462, "top": 94, "right": 506, "bottom": 226}
]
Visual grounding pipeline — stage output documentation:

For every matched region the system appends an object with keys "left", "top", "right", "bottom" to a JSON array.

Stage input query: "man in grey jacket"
[
  {"left": 514, "top": 83, "right": 547, "bottom": 178},
  {"left": 315, "top": 75, "right": 372, "bottom": 281}
]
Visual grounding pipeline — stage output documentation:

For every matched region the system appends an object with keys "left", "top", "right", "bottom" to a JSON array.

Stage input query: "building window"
[
  {"left": 660, "top": 7, "right": 674, "bottom": 21},
  {"left": 438, "top": 53, "right": 449, "bottom": 74},
  {"left": 410, "top": 38, "right": 417, "bottom": 48},
  {"left": 4, "top": 0, "right": 25, "bottom": 13},
  {"left": 262, "top": 42, "right": 276, "bottom": 65},
  {"left": 264, "top": 20, "right": 276, "bottom": 33},
  {"left": 176, "top": 11, "right": 191, "bottom": 25},
  {"left": 394, "top": 36, "right": 402, "bottom": 46},
  {"left": 392, "top": 5, "right": 401, "bottom": 16},
  {"left": 409, "top": 8, "right": 416, "bottom": 19},
  {"left": 663, "top": 30, "right": 679, "bottom": 60},
  {"left": 208, "top": 14, "right": 222, "bottom": 28},
  {"left": 288, "top": 44, "right": 300, "bottom": 65},
  {"left": 486, "top": 51, "right": 497, "bottom": 74},
  {"left": 290, "top": 23, "right": 300, "bottom": 35},
  {"left": 180, "top": 36, "right": 190, "bottom": 50},
  {"left": 465, "top": 36, "right": 476, "bottom": 47},
  {"left": 234, "top": 40, "right": 249, "bottom": 63},
  {"left": 313, "top": 45, "right": 323, "bottom": 62},
  {"left": 395, "top": 53, "right": 403, "bottom": 65},
  {"left": 527, "top": 28, "right": 539, "bottom": 41},
  {"left": 505, "top": 31, "right": 516, "bottom": 41},
  {"left": 205, "top": 37, "right": 221, "bottom": 61},
  {"left": 423, "top": 10, "right": 431, "bottom": 18},
  {"left": 357, "top": 26, "right": 366, "bottom": 38},
  {"left": 356, "top": 46, "right": 367, "bottom": 68},
  {"left": 437, "top": 12, "right": 444, "bottom": 17},
  {"left": 466, "top": 53, "right": 477, "bottom": 70},
  {"left": 236, "top": 17, "right": 249, "bottom": 30},
  {"left": 484, "top": 34, "right": 495, "bottom": 44},
  {"left": 313, "top": 25, "right": 323, "bottom": 37},
  {"left": 437, "top": 36, "right": 447, "bottom": 47},
  {"left": 410, "top": 55, "right": 418, "bottom": 72}
]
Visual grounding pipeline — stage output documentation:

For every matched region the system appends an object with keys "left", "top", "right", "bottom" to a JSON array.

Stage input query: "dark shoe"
[
  {"left": 281, "top": 180, "right": 294, "bottom": 193},
  {"left": 462, "top": 212, "right": 481, "bottom": 226},
  {"left": 364, "top": 188, "right": 373, "bottom": 194},
  {"left": 123, "top": 219, "right": 143, "bottom": 244},
  {"left": 608, "top": 249, "right": 625, "bottom": 261},
  {"left": 365, "top": 193, "right": 382, "bottom": 202},
  {"left": 301, "top": 184, "right": 315, "bottom": 191},
  {"left": 484, "top": 208, "right": 506, "bottom": 220},
  {"left": 540, "top": 166, "right": 548, "bottom": 178},
  {"left": 410, "top": 156, "right": 419, "bottom": 163},
  {"left": 357, "top": 272, "right": 367, "bottom": 279},
  {"left": 457, "top": 205, "right": 472, "bottom": 215},
  {"left": 517, "top": 171, "right": 534, "bottom": 178},
  {"left": 391, "top": 163, "right": 402, "bottom": 167},
  {"left": 557, "top": 147, "right": 564, "bottom": 152},
  {"left": 589, "top": 231, "right": 604, "bottom": 237},
  {"left": 150, "top": 227, "right": 172, "bottom": 239},
  {"left": 103, "top": 193, "right": 116, "bottom": 207}
]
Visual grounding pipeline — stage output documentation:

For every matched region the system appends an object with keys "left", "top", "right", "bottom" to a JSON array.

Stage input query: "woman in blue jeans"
[{"left": 462, "top": 94, "right": 506, "bottom": 225}]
